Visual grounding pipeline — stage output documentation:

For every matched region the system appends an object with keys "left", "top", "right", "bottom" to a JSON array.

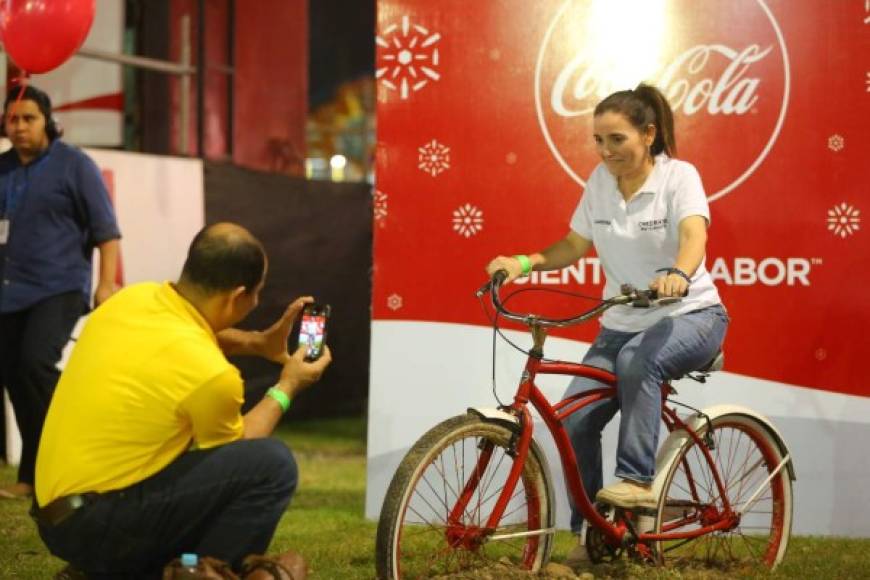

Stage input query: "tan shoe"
[
  {"left": 595, "top": 480, "right": 657, "bottom": 509},
  {"left": 564, "top": 534, "right": 589, "bottom": 569}
]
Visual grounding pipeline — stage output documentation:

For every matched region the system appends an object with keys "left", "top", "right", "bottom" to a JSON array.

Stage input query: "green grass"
[{"left": 2, "top": 418, "right": 870, "bottom": 578}]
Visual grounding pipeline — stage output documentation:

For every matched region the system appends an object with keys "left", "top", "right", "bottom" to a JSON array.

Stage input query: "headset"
[{"left": 1, "top": 84, "right": 61, "bottom": 141}]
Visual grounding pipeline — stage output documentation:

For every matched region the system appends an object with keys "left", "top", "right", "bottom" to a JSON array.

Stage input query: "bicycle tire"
[
  {"left": 375, "top": 413, "right": 555, "bottom": 579},
  {"left": 654, "top": 413, "right": 793, "bottom": 571}
]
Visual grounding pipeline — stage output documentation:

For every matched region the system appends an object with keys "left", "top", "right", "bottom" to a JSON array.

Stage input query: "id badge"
[{"left": 0, "top": 219, "right": 8, "bottom": 244}]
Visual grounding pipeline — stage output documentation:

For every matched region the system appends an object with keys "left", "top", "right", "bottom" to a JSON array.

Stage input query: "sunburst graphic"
[
  {"left": 376, "top": 15, "right": 441, "bottom": 100},
  {"left": 418, "top": 140, "right": 451, "bottom": 176},
  {"left": 453, "top": 204, "right": 484, "bottom": 238},
  {"left": 373, "top": 189, "right": 388, "bottom": 226},
  {"left": 827, "top": 202, "right": 860, "bottom": 238}
]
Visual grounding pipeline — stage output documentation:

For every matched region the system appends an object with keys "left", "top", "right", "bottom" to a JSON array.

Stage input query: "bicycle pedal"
[
  {"left": 634, "top": 513, "right": 655, "bottom": 534},
  {"left": 594, "top": 502, "right": 616, "bottom": 519}
]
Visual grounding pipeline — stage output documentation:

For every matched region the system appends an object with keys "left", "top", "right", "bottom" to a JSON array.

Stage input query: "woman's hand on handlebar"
[
  {"left": 649, "top": 272, "right": 690, "bottom": 298},
  {"left": 485, "top": 255, "right": 526, "bottom": 284}
]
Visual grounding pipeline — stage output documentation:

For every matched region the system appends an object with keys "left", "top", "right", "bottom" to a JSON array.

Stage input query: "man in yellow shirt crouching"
[{"left": 32, "top": 222, "right": 331, "bottom": 577}]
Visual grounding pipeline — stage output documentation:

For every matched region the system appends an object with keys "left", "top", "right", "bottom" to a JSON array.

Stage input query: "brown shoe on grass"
[
  {"left": 241, "top": 550, "right": 307, "bottom": 580},
  {"left": 0, "top": 482, "right": 33, "bottom": 500}
]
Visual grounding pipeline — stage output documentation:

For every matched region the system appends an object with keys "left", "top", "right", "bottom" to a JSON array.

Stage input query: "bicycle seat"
[{"left": 696, "top": 350, "right": 724, "bottom": 373}]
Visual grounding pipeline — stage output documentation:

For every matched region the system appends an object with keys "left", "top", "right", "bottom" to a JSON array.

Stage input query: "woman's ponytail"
[{"left": 633, "top": 83, "right": 676, "bottom": 157}]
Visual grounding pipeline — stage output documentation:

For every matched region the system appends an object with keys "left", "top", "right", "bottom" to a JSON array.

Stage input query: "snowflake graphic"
[
  {"left": 376, "top": 15, "right": 441, "bottom": 100},
  {"left": 866, "top": 72, "right": 870, "bottom": 92},
  {"left": 827, "top": 134, "right": 845, "bottom": 152},
  {"left": 827, "top": 202, "right": 861, "bottom": 238},
  {"left": 387, "top": 293, "right": 403, "bottom": 311},
  {"left": 452, "top": 204, "right": 484, "bottom": 238},
  {"left": 373, "top": 189, "right": 388, "bottom": 226},
  {"left": 418, "top": 140, "right": 451, "bottom": 177}
]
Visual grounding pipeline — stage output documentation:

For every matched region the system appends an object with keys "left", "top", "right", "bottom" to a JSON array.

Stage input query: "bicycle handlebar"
[{"left": 477, "top": 270, "right": 682, "bottom": 328}]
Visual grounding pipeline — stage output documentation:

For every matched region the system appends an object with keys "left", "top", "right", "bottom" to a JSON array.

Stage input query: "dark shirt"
[{"left": 0, "top": 140, "right": 121, "bottom": 313}]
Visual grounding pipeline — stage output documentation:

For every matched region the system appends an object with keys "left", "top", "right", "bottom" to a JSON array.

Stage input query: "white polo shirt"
[{"left": 570, "top": 155, "right": 722, "bottom": 332}]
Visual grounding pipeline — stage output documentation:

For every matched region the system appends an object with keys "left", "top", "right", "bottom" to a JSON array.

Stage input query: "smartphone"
[{"left": 298, "top": 303, "right": 330, "bottom": 362}]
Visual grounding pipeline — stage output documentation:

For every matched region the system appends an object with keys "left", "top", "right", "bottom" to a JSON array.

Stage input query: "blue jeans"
[
  {"left": 563, "top": 305, "right": 729, "bottom": 533},
  {"left": 37, "top": 438, "right": 297, "bottom": 577}
]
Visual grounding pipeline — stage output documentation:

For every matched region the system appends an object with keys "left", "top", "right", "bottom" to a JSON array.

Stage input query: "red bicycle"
[{"left": 375, "top": 271, "right": 794, "bottom": 578}]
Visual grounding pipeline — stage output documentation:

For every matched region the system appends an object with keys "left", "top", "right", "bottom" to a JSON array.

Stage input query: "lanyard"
[{"left": 1, "top": 152, "right": 51, "bottom": 220}]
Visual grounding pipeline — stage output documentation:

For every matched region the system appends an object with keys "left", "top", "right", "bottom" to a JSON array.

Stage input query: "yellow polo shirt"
[{"left": 35, "top": 282, "right": 245, "bottom": 506}]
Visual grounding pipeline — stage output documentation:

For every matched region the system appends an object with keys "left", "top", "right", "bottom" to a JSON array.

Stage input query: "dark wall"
[
  {"left": 204, "top": 162, "right": 372, "bottom": 418},
  {"left": 309, "top": 0, "right": 374, "bottom": 107}
]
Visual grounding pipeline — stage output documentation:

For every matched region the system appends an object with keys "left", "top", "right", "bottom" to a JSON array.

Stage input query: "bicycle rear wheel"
[
  {"left": 654, "top": 413, "right": 793, "bottom": 571},
  {"left": 375, "top": 413, "right": 555, "bottom": 579}
]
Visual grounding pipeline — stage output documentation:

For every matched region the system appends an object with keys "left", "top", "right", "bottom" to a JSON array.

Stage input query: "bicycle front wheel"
[
  {"left": 375, "top": 413, "right": 555, "bottom": 579},
  {"left": 654, "top": 413, "right": 793, "bottom": 571}
]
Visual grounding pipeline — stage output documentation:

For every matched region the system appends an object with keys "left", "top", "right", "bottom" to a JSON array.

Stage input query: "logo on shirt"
[
  {"left": 534, "top": 0, "right": 789, "bottom": 203},
  {"left": 638, "top": 218, "right": 669, "bottom": 232}
]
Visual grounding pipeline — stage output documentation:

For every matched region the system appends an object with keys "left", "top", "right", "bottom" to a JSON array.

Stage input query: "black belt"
[{"left": 31, "top": 493, "right": 100, "bottom": 527}]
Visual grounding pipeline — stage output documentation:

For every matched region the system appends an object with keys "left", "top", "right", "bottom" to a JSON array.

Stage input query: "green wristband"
[
  {"left": 513, "top": 254, "right": 532, "bottom": 276},
  {"left": 266, "top": 387, "right": 291, "bottom": 413}
]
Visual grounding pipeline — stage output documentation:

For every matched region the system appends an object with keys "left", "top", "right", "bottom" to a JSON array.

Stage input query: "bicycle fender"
[
  {"left": 652, "top": 404, "right": 795, "bottom": 502},
  {"left": 467, "top": 407, "right": 521, "bottom": 432}
]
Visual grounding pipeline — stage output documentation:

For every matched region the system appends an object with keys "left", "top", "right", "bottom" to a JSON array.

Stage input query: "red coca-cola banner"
[{"left": 373, "top": 0, "right": 869, "bottom": 397}]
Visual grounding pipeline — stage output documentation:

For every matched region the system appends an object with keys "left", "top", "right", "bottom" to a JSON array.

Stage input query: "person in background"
[
  {"left": 0, "top": 84, "right": 121, "bottom": 500},
  {"left": 34, "top": 223, "right": 329, "bottom": 578}
]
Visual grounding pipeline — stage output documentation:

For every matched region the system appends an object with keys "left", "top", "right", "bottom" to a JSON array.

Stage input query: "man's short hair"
[{"left": 180, "top": 224, "right": 266, "bottom": 294}]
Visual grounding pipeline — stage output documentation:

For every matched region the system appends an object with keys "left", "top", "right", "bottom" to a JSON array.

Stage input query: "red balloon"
[
  {"left": 0, "top": 3, "right": 9, "bottom": 44},
  {"left": 3, "top": 0, "right": 96, "bottom": 74}
]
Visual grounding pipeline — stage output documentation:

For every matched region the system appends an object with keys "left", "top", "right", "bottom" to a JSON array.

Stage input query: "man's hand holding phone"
[
  {"left": 257, "top": 296, "right": 314, "bottom": 364},
  {"left": 278, "top": 344, "right": 332, "bottom": 399},
  {"left": 272, "top": 301, "right": 332, "bottom": 400}
]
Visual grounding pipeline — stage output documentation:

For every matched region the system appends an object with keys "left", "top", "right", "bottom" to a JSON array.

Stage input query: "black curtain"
[{"left": 204, "top": 161, "right": 372, "bottom": 419}]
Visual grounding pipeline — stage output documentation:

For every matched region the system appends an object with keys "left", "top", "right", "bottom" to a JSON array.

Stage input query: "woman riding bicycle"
[{"left": 486, "top": 83, "right": 729, "bottom": 567}]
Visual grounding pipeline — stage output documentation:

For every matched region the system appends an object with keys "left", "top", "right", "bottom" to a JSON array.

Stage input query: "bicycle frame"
[{"left": 472, "top": 325, "right": 738, "bottom": 549}]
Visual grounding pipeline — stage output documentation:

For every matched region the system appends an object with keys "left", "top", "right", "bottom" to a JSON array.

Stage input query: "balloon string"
[{"left": 14, "top": 74, "right": 29, "bottom": 105}]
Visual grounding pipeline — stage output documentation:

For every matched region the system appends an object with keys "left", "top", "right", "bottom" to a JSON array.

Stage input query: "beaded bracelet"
[{"left": 656, "top": 267, "right": 692, "bottom": 285}]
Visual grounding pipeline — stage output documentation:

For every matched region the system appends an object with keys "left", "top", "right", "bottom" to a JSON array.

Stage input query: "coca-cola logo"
[{"left": 535, "top": 0, "right": 790, "bottom": 202}]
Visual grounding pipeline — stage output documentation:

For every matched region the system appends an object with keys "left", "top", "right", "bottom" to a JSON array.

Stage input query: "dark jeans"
[
  {"left": 0, "top": 291, "right": 84, "bottom": 485},
  {"left": 37, "top": 438, "right": 298, "bottom": 578}
]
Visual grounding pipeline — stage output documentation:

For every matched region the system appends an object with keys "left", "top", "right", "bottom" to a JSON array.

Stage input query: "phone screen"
[{"left": 298, "top": 304, "right": 329, "bottom": 361}]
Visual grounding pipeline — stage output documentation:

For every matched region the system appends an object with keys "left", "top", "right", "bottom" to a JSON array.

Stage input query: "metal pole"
[
  {"left": 227, "top": 0, "right": 235, "bottom": 158},
  {"left": 76, "top": 47, "right": 196, "bottom": 75},
  {"left": 180, "top": 14, "right": 191, "bottom": 154},
  {"left": 196, "top": 0, "right": 206, "bottom": 157}
]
